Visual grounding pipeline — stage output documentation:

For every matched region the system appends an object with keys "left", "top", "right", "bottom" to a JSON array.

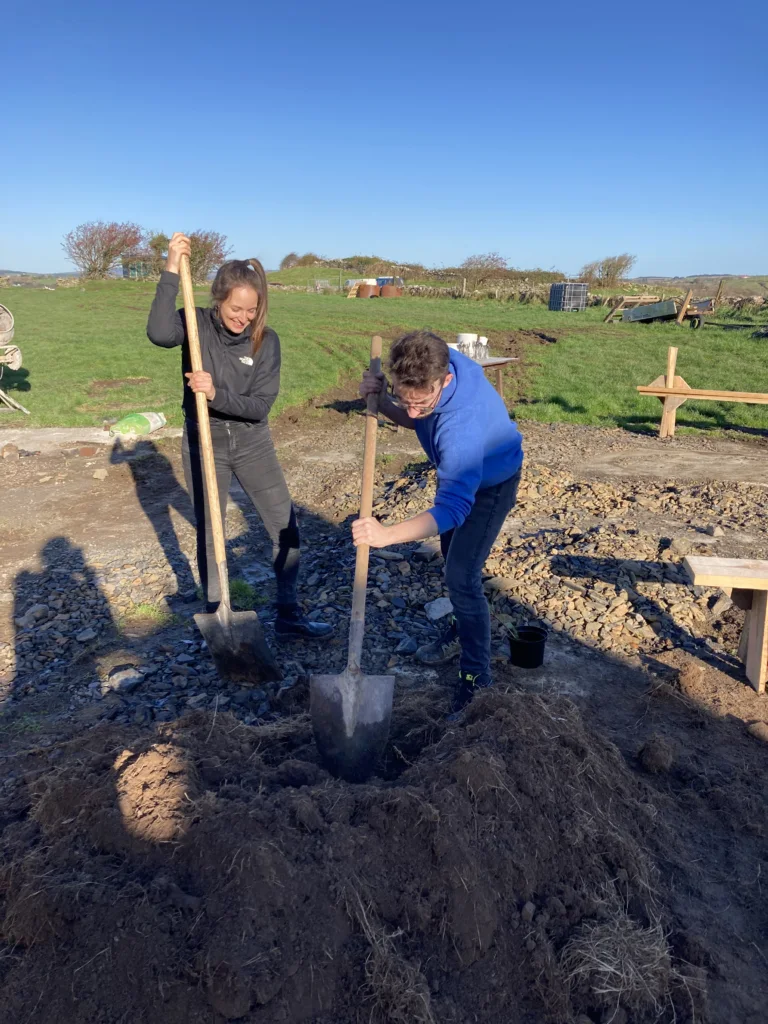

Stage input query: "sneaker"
[
  {"left": 416, "top": 617, "right": 461, "bottom": 665},
  {"left": 449, "top": 670, "right": 493, "bottom": 717},
  {"left": 275, "top": 604, "right": 334, "bottom": 641}
]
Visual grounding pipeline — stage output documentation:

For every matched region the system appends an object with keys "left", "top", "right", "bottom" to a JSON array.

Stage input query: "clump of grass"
[
  {"left": 561, "top": 905, "right": 673, "bottom": 1019},
  {"left": 229, "top": 579, "right": 268, "bottom": 611},
  {"left": 345, "top": 884, "right": 435, "bottom": 1024},
  {"left": 118, "top": 602, "right": 179, "bottom": 633}
]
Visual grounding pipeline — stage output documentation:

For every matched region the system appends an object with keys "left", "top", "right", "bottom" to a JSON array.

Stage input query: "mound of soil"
[{"left": 0, "top": 685, "right": 704, "bottom": 1024}]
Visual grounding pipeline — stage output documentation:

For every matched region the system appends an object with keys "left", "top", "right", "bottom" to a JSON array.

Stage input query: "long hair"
[{"left": 210, "top": 258, "right": 269, "bottom": 355}]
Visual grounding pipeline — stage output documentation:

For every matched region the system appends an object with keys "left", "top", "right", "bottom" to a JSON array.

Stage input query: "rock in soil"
[
  {"left": 639, "top": 734, "right": 675, "bottom": 773},
  {"left": 746, "top": 721, "right": 768, "bottom": 745}
]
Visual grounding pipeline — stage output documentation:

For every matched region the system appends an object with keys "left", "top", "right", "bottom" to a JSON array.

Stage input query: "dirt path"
[{"left": 1, "top": 395, "right": 767, "bottom": 1023}]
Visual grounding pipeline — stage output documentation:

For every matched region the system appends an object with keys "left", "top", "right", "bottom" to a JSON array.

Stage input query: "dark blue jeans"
[{"left": 440, "top": 470, "right": 521, "bottom": 677}]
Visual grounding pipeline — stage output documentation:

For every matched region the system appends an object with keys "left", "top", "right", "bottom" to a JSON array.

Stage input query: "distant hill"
[
  {"left": 0, "top": 269, "right": 77, "bottom": 277},
  {"left": 632, "top": 275, "right": 768, "bottom": 298}
]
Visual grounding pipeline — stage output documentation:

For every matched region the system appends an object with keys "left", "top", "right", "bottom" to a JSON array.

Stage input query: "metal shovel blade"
[
  {"left": 195, "top": 605, "right": 282, "bottom": 684},
  {"left": 311, "top": 669, "right": 395, "bottom": 782}
]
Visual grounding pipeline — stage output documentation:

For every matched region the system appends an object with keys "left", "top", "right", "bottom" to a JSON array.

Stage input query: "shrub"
[{"left": 62, "top": 221, "right": 145, "bottom": 279}]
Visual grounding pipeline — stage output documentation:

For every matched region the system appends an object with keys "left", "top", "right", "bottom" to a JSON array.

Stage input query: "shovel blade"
[
  {"left": 310, "top": 669, "right": 395, "bottom": 782},
  {"left": 195, "top": 607, "right": 282, "bottom": 684}
]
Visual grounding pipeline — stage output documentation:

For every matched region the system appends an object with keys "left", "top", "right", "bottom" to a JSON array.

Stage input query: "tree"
[
  {"left": 279, "top": 252, "right": 300, "bottom": 271},
  {"left": 460, "top": 252, "right": 508, "bottom": 289},
  {"left": 147, "top": 232, "right": 170, "bottom": 277},
  {"left": 143, "top": 230, "right": 232, "bottom": 283},
  {"left": 579, "top": 253, "right": 637, "bottom": 288},
  {"left": 62, "top": 221, "right": 145, "bottom": 278},
  {"left": 187, "top": 231, "right": 232, "bottom": 283}
]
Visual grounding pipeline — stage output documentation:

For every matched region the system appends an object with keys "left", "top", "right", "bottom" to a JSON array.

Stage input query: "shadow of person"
[
  {"left": 110, "top": 438, "right": 196, "bottom": 599},
  {"left": 0, "top": 366, "right": 31, "bottom": 393},
  {"left": 6, "top": 536, "right": 117, "bottom": 712},
  {"left": 548, "top": 552, "right": 745, "bottom": 683}
]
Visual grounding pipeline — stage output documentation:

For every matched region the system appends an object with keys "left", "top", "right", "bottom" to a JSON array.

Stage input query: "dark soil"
[{"left": 0, "top": 682, "right": 711, "bottom": 1024}]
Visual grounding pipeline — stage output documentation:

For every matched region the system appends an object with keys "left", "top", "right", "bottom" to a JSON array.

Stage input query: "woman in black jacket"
[{"left": 147, "top": 232, "right": 331, "bottom": 640}]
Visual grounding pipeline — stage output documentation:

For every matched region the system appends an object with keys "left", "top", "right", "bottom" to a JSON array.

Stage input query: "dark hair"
[
  {"left": 210, "top": 258, "right": 268, "bottom": 355},
  {"left": 389, "top": 330, "right": 450, "bottom": 390}
]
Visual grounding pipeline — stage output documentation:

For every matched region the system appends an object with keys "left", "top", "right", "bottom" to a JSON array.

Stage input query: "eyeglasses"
[{"left": 390, "top": 379, "right": 446, "bottom": 415}]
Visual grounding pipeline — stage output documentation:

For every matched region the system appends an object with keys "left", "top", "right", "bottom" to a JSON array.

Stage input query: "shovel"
[
  {"left": 179, "top": 255, "right": 282, "bottom": 684},
  {"left": 310, "top": 335, "right": 395, "bottom": 781}
]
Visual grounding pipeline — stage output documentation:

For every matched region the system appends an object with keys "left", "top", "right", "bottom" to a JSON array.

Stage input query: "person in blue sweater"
[{"left": 355, "top": 330, "right": 524, "bottom": 711}]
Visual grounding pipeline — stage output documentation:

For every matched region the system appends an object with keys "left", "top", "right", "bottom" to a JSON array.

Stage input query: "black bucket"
[{"left": 509, "top": 625, "right": 547, "bottom": 669}]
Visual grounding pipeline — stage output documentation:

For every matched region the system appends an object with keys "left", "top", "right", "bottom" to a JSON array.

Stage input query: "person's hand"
[
  {"left": 185, "top": 370, "right": 215, "bottom": 401},
  {"left": 352, "top": 517, "right": 390, "bottom": 548},
  {"left": 359, "top": 370, "right": 387, "bottom": 400},
  {"left": 166, "top": 232, "right": 192, "bottom": 274}
]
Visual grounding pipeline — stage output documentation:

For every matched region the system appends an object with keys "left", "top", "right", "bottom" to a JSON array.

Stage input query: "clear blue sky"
[{"left": 3, "top": 0, "right": 765, "bottom": 276}]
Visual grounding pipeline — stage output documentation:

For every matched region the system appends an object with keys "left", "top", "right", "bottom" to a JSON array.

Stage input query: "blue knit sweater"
[{"left": 414, "top": 350, "right": 524, "bottom": 533}]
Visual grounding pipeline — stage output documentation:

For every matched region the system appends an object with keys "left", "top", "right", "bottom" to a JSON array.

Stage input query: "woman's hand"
[
  {"left": 166, "top": 232, "right": 192, "bottom": 274},
  {"left": 185, "top": 370, "right": 216, "bottom": 401},
  {"left": 359, "top": 370, "right": 387, "bottom": 400},
  {"left": 352, "top": 517, "right": 390, "bottom": 548}
]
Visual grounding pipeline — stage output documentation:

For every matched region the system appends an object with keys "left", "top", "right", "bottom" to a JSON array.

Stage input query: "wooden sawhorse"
[{"left": 684, "top": 556, "right": 768, "bottom": 694}]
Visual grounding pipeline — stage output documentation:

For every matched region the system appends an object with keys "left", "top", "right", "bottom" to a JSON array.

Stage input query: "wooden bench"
[
  {"left": 637, "top": 346, "right": 768, "bottom": 438},
  {"left": 684, "top": 556, "right": 768, "bottom": 693}
]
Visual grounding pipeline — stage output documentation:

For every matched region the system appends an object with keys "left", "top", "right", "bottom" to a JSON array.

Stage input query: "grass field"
[{"left": 1, "top": 281, "right": 767, "bottom": 435}]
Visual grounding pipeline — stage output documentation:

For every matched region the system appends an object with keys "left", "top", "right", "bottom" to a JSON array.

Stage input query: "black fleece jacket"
[{"left": 147, "top": 270, "right": 280, "bottom": 424}]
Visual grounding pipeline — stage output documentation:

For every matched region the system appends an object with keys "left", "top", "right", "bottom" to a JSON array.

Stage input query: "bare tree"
[
  {"left": 579, "top": 254, "right": 637, "bottom": 288},
  {"left": 62, "top": 221, "right": 145, "bottom": 278},
  {"left": 460, "top": 252, "right": 508, "bottom": 289},
  {"left": 279, "top": 252, "right": 300, "bottom": 271}
]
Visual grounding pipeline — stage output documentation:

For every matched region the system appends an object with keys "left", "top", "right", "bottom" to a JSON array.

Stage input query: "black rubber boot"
[
  {"left": 275, "top": 604, "right": 334, "bottom": 641},
  {"left": 448, "top": 670, "right": 493, "bottom": 718}
]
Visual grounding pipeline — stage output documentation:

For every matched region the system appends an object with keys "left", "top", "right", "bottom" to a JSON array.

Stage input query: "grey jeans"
[{"left": 182, "top": 419, "right": 299, "bottom": 606}]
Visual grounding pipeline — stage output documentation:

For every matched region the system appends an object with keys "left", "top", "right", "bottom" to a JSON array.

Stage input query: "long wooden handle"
[
  {"left": 179, "top": 256, "right": 230, "bottom": 606},
  {"left": 348, "top": 335, "right": 382, "bottom": 672}
]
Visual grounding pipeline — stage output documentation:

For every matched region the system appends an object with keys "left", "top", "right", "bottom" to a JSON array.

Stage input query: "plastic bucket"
[{"left": 509, "top": 625, "right": 547, "bottom": 668}]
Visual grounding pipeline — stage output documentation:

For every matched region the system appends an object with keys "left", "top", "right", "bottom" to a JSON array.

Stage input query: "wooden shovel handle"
[
  {"left": 179, "top": 256, "right": 230, "bottom": 601},
  {"left": 348, "top": 335, "right": 382, "bottom": 672}
]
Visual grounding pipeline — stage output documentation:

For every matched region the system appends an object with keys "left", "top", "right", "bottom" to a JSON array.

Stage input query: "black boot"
[
  {"left": 449, "top": 670, "right": 493, "bottom": 717},
  {"left": 275, "top": 603, "right": 334, "bottom": 641}
]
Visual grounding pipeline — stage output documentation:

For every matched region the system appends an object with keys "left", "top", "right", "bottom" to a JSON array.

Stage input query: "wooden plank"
[
  {"left": 659, "top": 347, "right": 678, "bottom": 438},
  {"left": 676, "top": 288, "right": 694, "bottom": 325},
  {"left": 637, "top": 386, "right": 768, "bottom": 404},
  {"left": 684, "top": 556, "right": 768, "bottom": 591},
  {"left": 745, "top": 590, "right": 768, "bottom": 694},
  {"left": 479, "top": 357, "right": 519, "bottom": 368},
  {"left": 604, "top": 298, "right": 627, "bottom": 323},
  {"left": 738, "top": 611, "right": 751, "bottom": 663},
  {"left": 494, "top": 367, "right": 504, "bottom": 398}
]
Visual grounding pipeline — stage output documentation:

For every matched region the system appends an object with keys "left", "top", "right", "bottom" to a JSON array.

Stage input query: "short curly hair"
[{"left": 389, "top": 331, "right": 449, "bottom": 390}]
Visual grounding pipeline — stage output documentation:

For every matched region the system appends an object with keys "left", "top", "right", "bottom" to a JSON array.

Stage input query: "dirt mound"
[{"left": 0, "top": 686, "right": 703, "bottom": 1023}]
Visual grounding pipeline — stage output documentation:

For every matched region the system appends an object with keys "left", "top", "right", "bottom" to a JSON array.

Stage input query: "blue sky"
[{"left": 3, "top": 0, "right": 765, "bottom": 276}]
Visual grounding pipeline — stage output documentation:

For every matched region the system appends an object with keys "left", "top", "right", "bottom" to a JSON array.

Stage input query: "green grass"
[
  {"left": 229, "top": 579, "right": 268, "bottom": 610},
  {"left": 117, "top": 602, "right": 180, "bottom": 631},
  {"left": 516, "top": 315, "right": 768, "bottom": 434},
  {"left": 2, "top": 280, "right": 768, "bottom": 435}
]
